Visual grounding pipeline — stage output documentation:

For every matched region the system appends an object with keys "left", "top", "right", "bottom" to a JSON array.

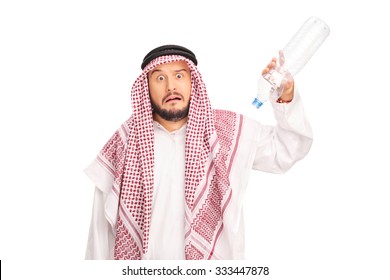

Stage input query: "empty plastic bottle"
[{"left": 252, "top": 16, "right": 330, "bottom": 109}]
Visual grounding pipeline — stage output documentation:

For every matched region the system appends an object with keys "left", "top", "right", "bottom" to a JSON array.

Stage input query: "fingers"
[
  {"left": 279, "top": 50, "right": 285, "bottom": 66},
  {"left": 262, "top": 57, "right": 277, "bottom": 75}
]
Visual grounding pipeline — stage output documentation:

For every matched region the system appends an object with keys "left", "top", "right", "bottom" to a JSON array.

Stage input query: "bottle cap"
[{"left": 252, "top": 98, "right": 264, "bottom": 109}]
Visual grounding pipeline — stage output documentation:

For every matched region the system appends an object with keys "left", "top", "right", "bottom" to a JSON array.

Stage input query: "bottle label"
[
  {"left": 257, "top": 69, "right": 285, "bottom": 100},
  {"left": 264, "top": 69, "right": 284, "bottom": 88},
  {"left": 257, "top": 76, "right": 275, "bottom": 98}
]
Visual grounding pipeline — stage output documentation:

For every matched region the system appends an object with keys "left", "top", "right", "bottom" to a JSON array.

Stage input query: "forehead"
[{"left": 149, "top": 60, "right": 190, "bottom": 74}]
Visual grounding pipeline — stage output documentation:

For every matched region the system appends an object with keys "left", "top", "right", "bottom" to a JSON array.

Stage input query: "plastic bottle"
[{"left": 252, "top": 16, "right": 330, "bottom": 109}]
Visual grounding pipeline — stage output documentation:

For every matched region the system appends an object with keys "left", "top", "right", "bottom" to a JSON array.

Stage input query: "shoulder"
[
  {"left": 213, "top": 109, "right": 265, "bottom": 140},
  {"left": 213, "top": 109, "right": 241, "bottom": 125},
  {"left": 212, "top": 109, "right": 244, "bottom": 139},
  {"left": 212, "top": 109, "right": 258, "bottom": 129}
]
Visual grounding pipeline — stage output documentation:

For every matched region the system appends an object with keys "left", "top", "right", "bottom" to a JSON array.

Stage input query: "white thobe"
[{"left": 84, "top": 90, "right": 313, "bottom": 260}]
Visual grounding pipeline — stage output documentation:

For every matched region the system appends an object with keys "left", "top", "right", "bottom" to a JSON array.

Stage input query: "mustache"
[{"left": 162, "top": 92, "right": 184, "bottom": 103}]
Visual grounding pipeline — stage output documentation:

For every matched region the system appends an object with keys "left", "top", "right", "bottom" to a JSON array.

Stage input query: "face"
[{"left": 148, "top": 60, "right": 191, "bottom": 122}]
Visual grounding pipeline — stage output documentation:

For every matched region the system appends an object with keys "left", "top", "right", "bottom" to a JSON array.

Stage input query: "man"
[{"left": 84, "top": 45, "right": 313, "bottom": 260}]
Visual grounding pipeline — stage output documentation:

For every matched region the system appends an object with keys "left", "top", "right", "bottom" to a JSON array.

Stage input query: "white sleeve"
[
  {"left": 85, "top": 187, "right": 115, "bottom": 260},
  {"left": 252, "top": 88, "right": 313, "bottom": 173},
  {"left": 84, "top": 160, "right": 116, "bottom": 260}
]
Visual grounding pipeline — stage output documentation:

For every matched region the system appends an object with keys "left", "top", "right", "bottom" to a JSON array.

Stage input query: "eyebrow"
[
  {"left": 150, "top": 69, "right": 162, "bottom": 76},
  {"left": 174, "top": 69, "right": 188, "bottom": 73}
]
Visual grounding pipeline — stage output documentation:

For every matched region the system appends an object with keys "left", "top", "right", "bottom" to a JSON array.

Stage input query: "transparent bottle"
[{"left": 252, "top": 16, "right": 330, "bottom": 109}]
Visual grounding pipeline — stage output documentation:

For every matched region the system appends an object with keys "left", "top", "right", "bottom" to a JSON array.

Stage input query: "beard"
[{"left": 150, "top": 98, "right": 190, "bottom": 122}]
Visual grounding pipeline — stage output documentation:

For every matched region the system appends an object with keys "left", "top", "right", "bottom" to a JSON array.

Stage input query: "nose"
[{"left": 166, "top": 77, "right": 176, "bottom": 92}]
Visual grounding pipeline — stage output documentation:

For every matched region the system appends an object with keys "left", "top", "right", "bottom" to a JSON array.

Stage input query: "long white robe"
[{"left": 84, "top": 91, "right": 313, "bottom": 260}]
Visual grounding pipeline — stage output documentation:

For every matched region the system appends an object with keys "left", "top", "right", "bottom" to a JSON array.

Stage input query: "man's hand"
[{"left": 262, "top": 51, "right": 294, "bottom": 102}]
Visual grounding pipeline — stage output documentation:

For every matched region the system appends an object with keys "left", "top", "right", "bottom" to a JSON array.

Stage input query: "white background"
[{"left": 1, "top": 0, "right": 389, "bottom": 279}]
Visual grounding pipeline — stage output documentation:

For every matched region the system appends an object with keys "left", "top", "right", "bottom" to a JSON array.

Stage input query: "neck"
[{"left": 153, "top": 114, "right": 187, "bottom": 132}]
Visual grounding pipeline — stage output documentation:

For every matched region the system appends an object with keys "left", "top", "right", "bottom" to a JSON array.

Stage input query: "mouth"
[{"left": 164, "top": 94, "right": 183, "bottom": 104}]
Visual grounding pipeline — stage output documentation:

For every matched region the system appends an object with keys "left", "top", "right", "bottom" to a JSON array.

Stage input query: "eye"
[
  {"left": 176, "top": 73, "right": 183, "bottom": 79},
  {"left": 157, "top": 75, "right": 165, "bottom": 81}
]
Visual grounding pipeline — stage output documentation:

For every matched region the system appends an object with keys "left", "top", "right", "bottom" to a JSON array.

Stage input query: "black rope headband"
[{"left": 141, "top": 45, "right": 198, "bottom": 69}]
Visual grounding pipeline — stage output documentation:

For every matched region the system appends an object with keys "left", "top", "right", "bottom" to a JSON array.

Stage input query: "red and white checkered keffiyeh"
[{"left": 96, "top": 55, "right": 243, "bottom": 259}]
